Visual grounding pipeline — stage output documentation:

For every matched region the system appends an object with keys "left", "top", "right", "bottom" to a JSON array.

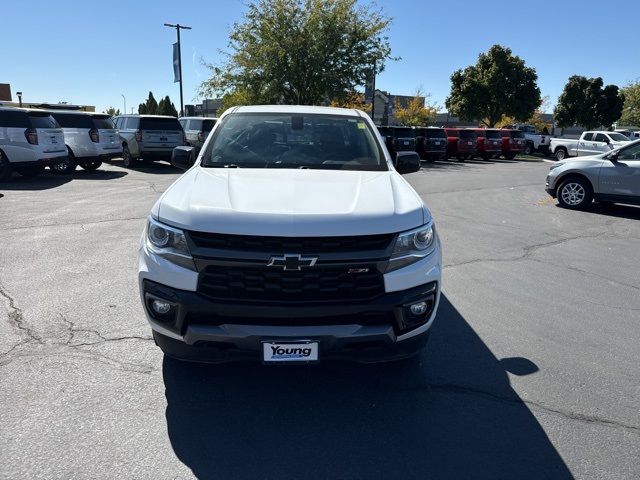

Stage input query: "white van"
[
  {"left": 46, "top": 110, "right": 122, "bottom": 173},
  {"left": 0, "top": 107, "right": 67, "bottom": 181}
]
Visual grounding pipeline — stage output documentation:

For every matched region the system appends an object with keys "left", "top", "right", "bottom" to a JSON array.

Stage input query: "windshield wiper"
[{"left": 210, "top": 164, "right": 240, "bottom": 168}]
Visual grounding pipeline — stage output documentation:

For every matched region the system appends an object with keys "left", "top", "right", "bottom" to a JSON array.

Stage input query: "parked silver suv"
[
  {"left": 546, "top": 140, "right": 640, "bottom": 209},
  {"left": 113, "top": 115, "right": 184, "bottom": 168},
  {"left": 178, "top": 116, "right": 217, "bottom": 154}
]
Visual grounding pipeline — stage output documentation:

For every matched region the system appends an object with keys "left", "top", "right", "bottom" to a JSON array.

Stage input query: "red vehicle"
[
  {"left": 468, "top": 128, "right": 502, "bottom": 160},
  {"left": 500, "top": 129, "right": 526, "bottom": 159},
  {"left": 444, "top": 128, "right": 477, "bottom": 161}
]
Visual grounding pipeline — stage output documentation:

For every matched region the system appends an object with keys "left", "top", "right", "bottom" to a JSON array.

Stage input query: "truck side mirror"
[
  {"left": 394, "top": 151, "right": 421, "bottom": 174},
  {"left": 171, "top": 146, "right": 195, "bottom": 171}
]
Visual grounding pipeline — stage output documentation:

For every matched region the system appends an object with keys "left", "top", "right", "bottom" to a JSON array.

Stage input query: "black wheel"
[
  {"left": 51, "top": 148, "right": 77, "bottom": 174},
  {"left": 456, "top": 155, "right": 465, "bottom": 162},
  {"left": 557, "top": 176, "right": 593, "bottom": 210},
  {"left": 524, "top": 143, "right": 534, "bottom": 155},
  {"left": 80, "top": 159, "right": 102, "bottom": 171},
  {"left": 16, "top": 165, "right": 45, "bottom": 177},
  {"left": 122, "top": 144, "right": 136, "bottom": 168},
  {"left": 0, "top": 151, "right": 13, "bottom": 181},
  {"left": 505, "top": 152, "right": 516, "bottom": 160},
  {"left": 555, "top": 148, "right": 567, "bottom": 161}
]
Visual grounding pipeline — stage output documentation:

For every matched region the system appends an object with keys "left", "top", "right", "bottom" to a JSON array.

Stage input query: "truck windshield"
[
  {"left": 458, "top": 130, "right": 477, "bottom": 139},
  {"left": 424, "top": 129, "right": 446, "bottom": 139},
  {"left": 203, "top": 113, "right": 386, "bottom": 171},
  {"left": 511, "top": 131, "right": 525, "bottom": 139},
  {"left": 608, "top": 133, "right": 629, "bottom": 141},
  {"left": 394, "top": 128, "right": 415, "bottom": 138},
  {"left": 484, "top": 130, "right": 502, "bottom": 139}
]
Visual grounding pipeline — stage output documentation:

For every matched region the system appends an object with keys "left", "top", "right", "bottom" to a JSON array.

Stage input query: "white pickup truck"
[
  {"left": 511, "top": 124, "right": 551, "bottom": 155},
  {"left": 549, "top": 131, "right": 632, "bottom": 161}
]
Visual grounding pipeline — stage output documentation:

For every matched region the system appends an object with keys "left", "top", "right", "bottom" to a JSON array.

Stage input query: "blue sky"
[{"left": 2, "top": 0, "right": 637, "bottom": 114}]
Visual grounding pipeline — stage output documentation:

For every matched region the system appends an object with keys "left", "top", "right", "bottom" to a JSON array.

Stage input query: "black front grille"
[
  {"left": 198, "top": 264, "right": 384, "bottom": 302},
  {"left": 188, "top": 231, "right": 395, "bottom": 254}
]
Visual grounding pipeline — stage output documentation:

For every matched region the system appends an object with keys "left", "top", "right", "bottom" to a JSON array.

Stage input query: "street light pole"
[
  {"left": 164, "top": 22, "right": 192, "bottom": 117},
  {"left": 16, "top": 92, "right": 23, "bottom": 108},
  {"left": 121, "top": 94, "right": 126, "bottom": 114},
  {"left": 370, "top": 61, "right": 376, "bottom": 123}
]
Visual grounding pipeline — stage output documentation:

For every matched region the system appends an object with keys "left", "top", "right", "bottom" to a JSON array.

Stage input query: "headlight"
[
  {"left": 146, "top": 217, "right": 195, "bottom": 270},
  {"left": 387, "top": 223, "right": 437, "bottom": 272}
]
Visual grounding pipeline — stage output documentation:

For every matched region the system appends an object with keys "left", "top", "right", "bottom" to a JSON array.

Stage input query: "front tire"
[
  {"left": 505, "top": 152, "right": 516, "bottom": 160},
  {"left": 122, "top": 144, "right": 136, "bottom": 168},
  {"left": 51, "top": 148, "right": 77, "bottom": 174},
  {"left": 557, "top": 177, "right": 593, "bottom": 210},
  {"left": 555, "top": 148, "right": 567, "bottom": 161},
  {"left": 524, "top": 143, "right": 534, "bottom": 155},
  {"left": 0, "top": 151, "right": 12, "bottom": 181},
  {"left": 80, "top": 159, "right": 102, "bottom": 171}
]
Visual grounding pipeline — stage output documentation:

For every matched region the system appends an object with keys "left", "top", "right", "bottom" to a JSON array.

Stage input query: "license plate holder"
[{"left": 262, "top": 340, "right": 319, "bottom": 364}]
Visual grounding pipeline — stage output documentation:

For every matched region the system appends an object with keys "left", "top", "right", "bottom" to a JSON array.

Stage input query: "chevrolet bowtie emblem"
[{"left": 267, "top": 254, "right": 318, "bottom": 271}]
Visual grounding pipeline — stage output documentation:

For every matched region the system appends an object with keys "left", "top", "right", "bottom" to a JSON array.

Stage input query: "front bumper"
[
  {"left": 143, "top": 279, "right": 438, "bottom": 363},
  {"left": 139, "top": 238, "right": 442, "bottom": 363}
]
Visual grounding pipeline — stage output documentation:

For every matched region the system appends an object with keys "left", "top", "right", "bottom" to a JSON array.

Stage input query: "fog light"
[
  {"left": 410, "top": 301, "right": 428, "bottom": 316},
  {"left": 152, "top": 299, "right": 172, "bottom": 315}
]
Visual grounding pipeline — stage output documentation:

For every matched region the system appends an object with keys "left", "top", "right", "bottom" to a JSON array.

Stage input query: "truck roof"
[{"left": 231, "top": 105, "right": 363, "bottom": 117}]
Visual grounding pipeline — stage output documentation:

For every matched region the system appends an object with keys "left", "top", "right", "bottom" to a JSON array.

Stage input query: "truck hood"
[{"left": 156, "top": 167, "right": 428, "bottom": 236}]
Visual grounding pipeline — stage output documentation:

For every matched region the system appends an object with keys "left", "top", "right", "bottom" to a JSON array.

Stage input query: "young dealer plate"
[{"left": 262, "top": 341, "right": 319, "bottom": 363}]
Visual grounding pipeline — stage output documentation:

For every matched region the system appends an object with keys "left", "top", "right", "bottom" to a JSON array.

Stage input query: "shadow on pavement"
[
  {"left": 0, "top": 169, "right": 128, "bottom": 191},
  {"left": 163, "top": 295, "right": 572, "bottom": 479},
  {"left": 104, "top": 158, "right": 180, "bottom": 174},
  {"left": 570, "top": 202, "right": 640, "bottom": 221}
]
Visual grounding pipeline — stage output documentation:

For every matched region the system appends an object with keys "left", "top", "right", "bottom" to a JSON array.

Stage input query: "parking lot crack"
[
  {"left": 0, "top": 283, "right": 44, "bottom": 350},
  {"left": 427, "top": 382, "right": 640, "bottom": 435},
  {"left": 60, "top": 313, "right": 152, "bottom": 347},
  {"left": 445, "top": 231, "right": 610, "bottom": 269}
]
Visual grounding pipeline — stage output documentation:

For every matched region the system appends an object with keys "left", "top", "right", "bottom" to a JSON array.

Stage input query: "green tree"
[
  {"left": 199, "top": 0, "right": 394, "bottom": 106},
  {"left": 138, "top": 92, "right": 158, "bottom": 115},
  {"left": 445, "top": 45, "right": 541, "bottom": 127},
  {"left": 619, "top": 80, "right": 640, "bottom": 127},
  {"left": 554, "top": 76, "right": 625, "bottom": 130},
  {"left": 393, "top": 88, "right": 438, "bottom": 126},
  {"left": 157, "top": 96, "right": 179, "bottom": 117},
  {"left": 104, "top": 107, "right": 121, "bottom": 116}
]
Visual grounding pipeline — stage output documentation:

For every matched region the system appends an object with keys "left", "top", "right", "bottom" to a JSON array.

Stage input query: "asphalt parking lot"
[{"left": 1, "top": 157, "right": 639, "bottom": 479}]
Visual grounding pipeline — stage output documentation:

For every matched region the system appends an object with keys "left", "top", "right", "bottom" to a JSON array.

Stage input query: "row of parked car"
[
  {"left": 0, "top": 108, "right": 218, "bottom": 180},
  {"left": 377, "top": 126, "right": 528, "bottom": 163}
]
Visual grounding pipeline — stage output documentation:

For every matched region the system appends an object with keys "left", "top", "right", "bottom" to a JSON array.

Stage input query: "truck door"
[
  {"left": 578, "top": 132, "right": 596, "bottom": 156},
  {"left": 593, "top": 133, "right": 612, "bottom": 155},
  {"left": 598, "top": 142, "right": 640, "bottom": 198}
]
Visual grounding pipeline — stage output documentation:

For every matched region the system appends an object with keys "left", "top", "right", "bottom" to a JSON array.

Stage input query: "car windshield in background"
[
  {"left": 608, "top": 133, "right": 629, "bottom": 142},
  {"left": 92, "top": 116, "right": 115, "bottom": 129},
  {"left": 424, "top": 129, "right": 446, "bottom": 139},
  {"left": 140, "top": 118, "right": 182, "bottom": 131},
  {"left": 511, "top": 131, "right": 525, "bottom": 138},
  {"left": 485, "top": 130, "right": 502, "bottom": 139},
  {"left": 202, "top": 119, "right": 216, "bottom": 131},
  {"left": 28, "top": 114, "right": 59, "bottom": 128},
  {"left": 394, "top": 128, "right": 415, "bottom": 138},
  {"left": 52, "top": 113, "right": 93, "bottom": 128},
  {"left": 203, "top": 113, "right": 386, "bottom": 171},
  {"left": 459, "top": 130, "right": 476, "bottom": 139}
]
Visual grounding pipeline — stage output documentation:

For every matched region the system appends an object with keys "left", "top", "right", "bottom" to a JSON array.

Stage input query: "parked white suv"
[
  {"left": 113, "top": 115, "right": 184, "bottom": 168},
  {"left": 139, "top": 105, "right": 442, "bottom": 364},
  {"left": 0, "top": 107, "right": 67, "bottom": 181},
  {"left": 46, "top": 110, "right": 122, "bottom": 174}
]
